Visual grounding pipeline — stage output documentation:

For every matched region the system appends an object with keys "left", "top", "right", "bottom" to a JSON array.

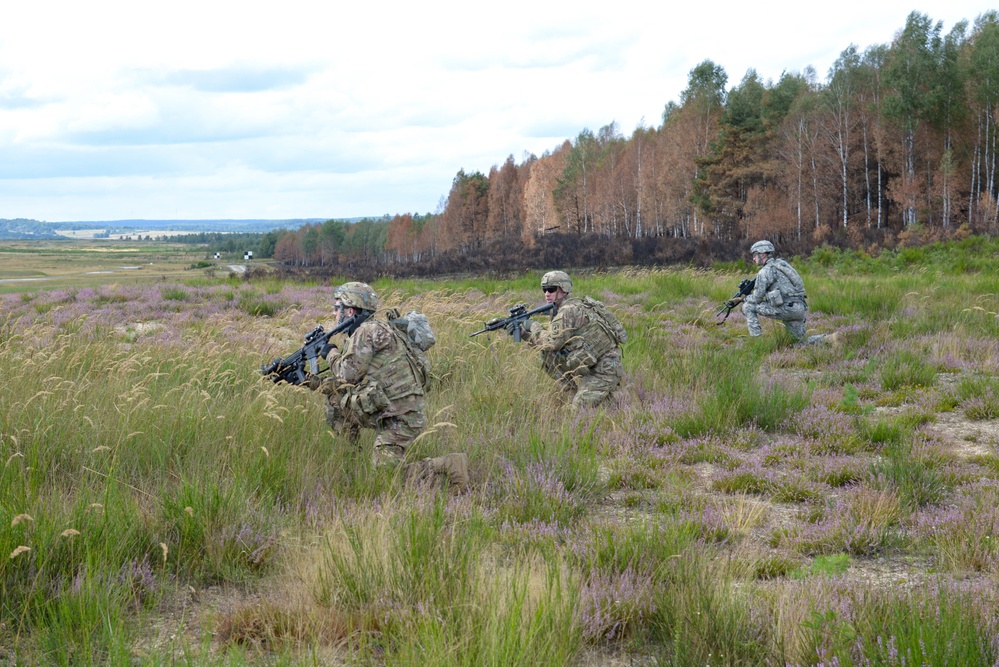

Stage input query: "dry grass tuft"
[
  {"left": 718, "top": 495, "right": 768, "bottom": 536},
  {"left": 215, "top": 598, "right": 353, "bottom": 652}
]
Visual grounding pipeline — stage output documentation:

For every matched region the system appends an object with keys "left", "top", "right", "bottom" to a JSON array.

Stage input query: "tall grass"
[{"left": 4, "top": 242, "right": 999, "bottom": 662}]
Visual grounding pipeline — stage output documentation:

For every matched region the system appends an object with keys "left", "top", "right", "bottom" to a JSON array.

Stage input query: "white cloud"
[{"left": 0, "top": 0, "right": 991, "bottom": 220}]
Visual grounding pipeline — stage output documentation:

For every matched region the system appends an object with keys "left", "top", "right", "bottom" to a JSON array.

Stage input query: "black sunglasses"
[{"left": 542, "top": 286, "right": 559, "bottom": 293}]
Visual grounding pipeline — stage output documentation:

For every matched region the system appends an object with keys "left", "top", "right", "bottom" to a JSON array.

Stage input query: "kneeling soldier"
[
  {"left": 518, "top": 271, "right": 627, "bottom": 410},
  {"left": 733, "top": 241, "right": 839, "bottom": 345},
  {"left": 315, "top": 281, "right": 468, "bottom": 488}
]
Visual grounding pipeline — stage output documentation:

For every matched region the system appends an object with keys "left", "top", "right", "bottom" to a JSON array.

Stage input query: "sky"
[{"left": 0, "top": 1, "right": 990, "bottom": 222}]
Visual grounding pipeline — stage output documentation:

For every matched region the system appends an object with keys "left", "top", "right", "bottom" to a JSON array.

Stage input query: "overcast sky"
[{"left": 0, "top": 1, "right": 989, "bottom": 222}]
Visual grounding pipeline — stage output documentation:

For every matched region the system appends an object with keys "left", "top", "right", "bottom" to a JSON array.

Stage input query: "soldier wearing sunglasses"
[{"left": 518, "top": 271, "right": 628, "bottom": 410}]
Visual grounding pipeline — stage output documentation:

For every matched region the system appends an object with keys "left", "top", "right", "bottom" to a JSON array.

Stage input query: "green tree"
[
  {"left": 884, "top": 11, "right": 942, "bottom": 226},
  {"left": 257, "top": 230, "right": 283, "bottom": 259},
  {"left": 930, "top": 21, "right": 968, "bottom": 227},
  {"left": 764, "top": 71, "right": 810, "bottom": 132},
  {"left": 775, "top": 69, "right": 822, "bottom": 238},
  {"left": 301, "top": 225, "right": 320, "bottom": 264},
  {"left": 969, "top": 11, "right": 999, "bottom": 229},
  {"left": 667, "top": 60, "right": 728, "bottom": 237},
  {"left": 554, "top": 129, "right": 599, "bottom": 234},
  {"left": 693, "top": 69, "right": 768, "bottom": 238},
  {"left": 825, "top": 46, "right": 862, "bottom": 228},
  {"left": 319, "top": 219, "right": 347, "bottom": 264}
]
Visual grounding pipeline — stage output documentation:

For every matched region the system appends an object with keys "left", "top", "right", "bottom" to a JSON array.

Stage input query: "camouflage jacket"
[
  {"left": 746, "top": 258, "right": 806, "bottom": 307},
  {"left": 524, "top": 297, "right": 619, "bottom": 373},
  {"left": 331, "top": 316, "right": 424, "bottom": 402}
]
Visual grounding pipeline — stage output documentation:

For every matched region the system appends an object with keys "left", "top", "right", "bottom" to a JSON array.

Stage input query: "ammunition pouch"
[
  {"left": 561, "top": 340, "right": 598, "bottom": 377},
  {"left": 342, "top": 377, "right": 390, "bottom": 416}
]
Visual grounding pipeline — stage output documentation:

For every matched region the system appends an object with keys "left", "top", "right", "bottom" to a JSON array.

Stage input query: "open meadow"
[
  {"left": 5, "top": 238, "right": 999, "bottom": 665},
  {"left": 0, "top": 241, "right": 240, "bottom": 290}
]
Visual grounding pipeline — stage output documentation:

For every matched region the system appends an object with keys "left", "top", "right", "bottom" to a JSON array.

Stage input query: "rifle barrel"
[{"left": 470, "top": 302, "right": 553, "bottom": 338}]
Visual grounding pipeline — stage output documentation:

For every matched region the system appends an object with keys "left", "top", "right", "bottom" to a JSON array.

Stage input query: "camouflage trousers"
[
  {"left": 742, "top": 300, "right": 807, "bottom": 340},
  {"left": 326, "top": 393, "right": 427, "bottom": 467},
  {"left": 550, "top": 350, "right": 624, "bottom": 410}
]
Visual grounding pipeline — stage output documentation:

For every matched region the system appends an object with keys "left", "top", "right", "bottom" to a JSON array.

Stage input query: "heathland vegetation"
[{"left": 3, "top": 236, "right": 999, "bottom": 664}]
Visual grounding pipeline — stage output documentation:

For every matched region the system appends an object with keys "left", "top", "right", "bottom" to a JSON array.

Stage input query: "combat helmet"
[
  {"left": 541, "top": 270, "right": 572, "bottom": 294},
  {"left": 337, "top": 282, "right": 378, "bottom": 311},
  {"left": 750, "top": 240, "right": 775, "bottom": 255}
]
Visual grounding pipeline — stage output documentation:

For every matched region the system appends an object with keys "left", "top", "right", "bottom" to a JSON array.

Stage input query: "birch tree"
[
  {"left": 825, "top": 46, "right": 861, "bottom": 228},
  {"left": 884, "top": 12, "right": 941, "bottom": 226}
]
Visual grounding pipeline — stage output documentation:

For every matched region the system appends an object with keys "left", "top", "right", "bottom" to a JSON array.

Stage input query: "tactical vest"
[
  {"left": 558, "top": 297, "right": 623, "bottom": 374},
  {"left": 770, "top": 258, "right": 806, "bottom": 299},
  {"left": 354, "top": 319, "right": 424, "bottom": 402}
]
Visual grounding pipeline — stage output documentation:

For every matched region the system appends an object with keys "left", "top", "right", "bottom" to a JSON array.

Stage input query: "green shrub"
[{"left": 880, "top": 350, "right": 937, "bottom": 391}]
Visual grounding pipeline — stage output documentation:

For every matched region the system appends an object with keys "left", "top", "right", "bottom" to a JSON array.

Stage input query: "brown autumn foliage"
[{"left": 271, "top": 11, "right": 999, "bottom": 278}]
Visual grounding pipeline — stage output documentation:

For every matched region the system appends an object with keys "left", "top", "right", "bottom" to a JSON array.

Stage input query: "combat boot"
[
  {"left": 429, "top": 453, "right": 469, "bottom": 490},
  {"left": 825, "top": 331, "right": 843, "bottom": 348},
  {"left": 403, "top": 454, "right": 469, "bottom": 490},
  {"left": 403, "top": 458, "right": 433, "bottom": 484}
]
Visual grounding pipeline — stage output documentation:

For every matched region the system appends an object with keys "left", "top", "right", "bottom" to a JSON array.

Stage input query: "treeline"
[
  {"left": 173, "top": 231, "right": 286, "bottom": 257},
  {"left": 0, "top": 219, "right": 61, "bottom": 240},
  {"left": 271, "top": 218, "right": 390, "bottom": 265},
  {"left": 271, "top": 10, "right": 999, "bottom": 275}
]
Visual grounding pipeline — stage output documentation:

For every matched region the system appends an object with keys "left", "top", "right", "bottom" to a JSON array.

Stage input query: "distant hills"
[
  {"left": 0, "top": 218, "right": 367, "bottom": 240},
  {"left": 0, "top": 218, "right": 62, "bottom": 239}
]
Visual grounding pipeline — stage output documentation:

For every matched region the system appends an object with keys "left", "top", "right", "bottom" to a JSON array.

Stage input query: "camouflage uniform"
[
  {"left": 743, "top": 256, "right": 809, "bottom": 340},
  {"left": 523, "top": 273, "right": 625, "bottom": 409},
  {"left": 309, "top": 282, "right": 468, "bottom": 488},
  {"left": 325, "top": 316, "right": 426, "bottom": 466}
]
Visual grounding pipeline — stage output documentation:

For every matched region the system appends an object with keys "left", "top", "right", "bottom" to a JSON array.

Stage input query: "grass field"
[
  {"left": 0, "top": 241, "right": 248, "bottom": 291},
  {"left": 4, "top": 238, "right": 999, "bottom": 665}
]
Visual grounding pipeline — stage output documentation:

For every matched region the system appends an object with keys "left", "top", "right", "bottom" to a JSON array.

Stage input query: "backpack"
[
  {"left": 402, "top": 311, "right": 436, "bottom": 351},
  {"left": 582, "top": 296, "right": 628, "bottom": 345},
  {"left": 385, "top": 308, "right": 436, "bottom": 389},
  {"left": 557, "top": 297, "right": 628, "bottom": 376}
]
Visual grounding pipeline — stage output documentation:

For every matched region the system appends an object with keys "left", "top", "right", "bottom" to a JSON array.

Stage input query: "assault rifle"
[
  {"left": 261, "top": 313, "right": 364, "bottom": 385},
  {"left": 716, "top": 278, "right": 756, "bottom": 324},
  {"left": 471, "top": 302, "right": 554, "bottom": 342}
]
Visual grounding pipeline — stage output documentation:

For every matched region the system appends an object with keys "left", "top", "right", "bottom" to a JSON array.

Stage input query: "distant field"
[
  {"left": 0, "top": 240, "right": 259, "bottom": 291},
  {"left": 54, "top": 229, "right": 232, "bottom": 240}
]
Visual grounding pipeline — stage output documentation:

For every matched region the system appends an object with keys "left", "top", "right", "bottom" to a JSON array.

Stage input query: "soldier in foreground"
[
  {"left": 514, "top": 271, "right": 628, "bottom": 410},
  {"left": 313, "top": 282, "right": 468, "bottom": 488},
  {"left": 727, "top": 240, "right": 839, "bottom": 345}
]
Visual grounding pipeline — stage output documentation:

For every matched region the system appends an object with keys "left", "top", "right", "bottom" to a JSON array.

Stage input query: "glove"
[
  {"left": 485, "top": 317, "right": 504, "bottom": 329},
  {"left": 521, "top": 319, "right": 539, "bottom": 339},
  {"left": 727, "top": 296, "right": 744, "bottom": 308},
  {"left": 321, "top": 344, "right": 340, "bottom": 362},
  {"left": 505, "top": 321, "right": 521, "bottom": 337},
  {"left": 304, "top": 373, "right": 322, "bottom": 391}
]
